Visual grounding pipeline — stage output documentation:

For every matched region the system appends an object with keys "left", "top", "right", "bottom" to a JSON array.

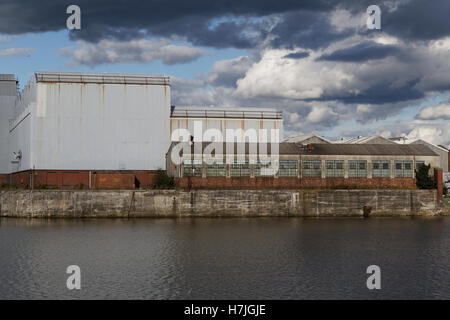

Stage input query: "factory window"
[
  {"left": 395, "top": 160, "right": 413, "bottom": 178},
  {"left": 325, "top": 160, "right": 344, "bottom": 177},
  {"left": 415, "top": 161, "right": 425, "bottom": 171},
  {"left": 255, "top": 160, "right": 275, "bottom": 177},
  {"left": 302, "top": 160, "right": 322, "bottom": 178},
  {"left": 372, "top": 160, "right": 390, "bottom": 177},
  {"left": 349, "top": 160, "right": 367, "bottom": 178},
  {"left": 182, "top": 159, "right": 203, "bottom": 177},
  {"left": 230, "top": 160, "right": 250, "bottom": 177},
  {"left": 206, "top": 161, "right": 226, "bottom": 177},
  {"left": 279, "top": 160, "right": 298, "bottom": 177}
]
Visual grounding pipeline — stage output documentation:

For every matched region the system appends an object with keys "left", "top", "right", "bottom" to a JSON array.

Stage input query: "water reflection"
[{"left": 0, "top": 217, "right": 449, "bottom": 299}]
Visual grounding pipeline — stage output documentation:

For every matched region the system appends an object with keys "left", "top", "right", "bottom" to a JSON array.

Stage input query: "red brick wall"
[
  {"left": 5, "top": 170, "right": 158, "bottom": 189},
  {"left": 35, "top": 171, "right": 90, "bottom": 189},
  {"left": 134, "top": 171, "right": 158, "bottom": 188},
  {"left": 175, "top": 176, "right": 417, "bottom": 190},
  {"left": 94, "top": 173, "right": 135, "bottom": 189},
  {"left": 0, "top": 174, "right": 9, "bottom": 186}
]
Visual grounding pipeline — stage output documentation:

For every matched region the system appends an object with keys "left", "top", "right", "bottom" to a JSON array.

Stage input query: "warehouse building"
[
  {"left": 167, "top": 142, "right": 440, "bottom": 189},
  {"left": 0, "top": 71, "right": 171, "bottom": 188},
  {"left": 170, "top": 106, "right": 283, "bottom": 143}
]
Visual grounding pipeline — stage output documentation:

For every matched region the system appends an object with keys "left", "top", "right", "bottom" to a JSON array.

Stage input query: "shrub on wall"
[
  {"left": 153, "top": 170, "right": 175, "bottom": 189},
  {"left": 415, "top": 164, "right": 436, "bottom": 189}
]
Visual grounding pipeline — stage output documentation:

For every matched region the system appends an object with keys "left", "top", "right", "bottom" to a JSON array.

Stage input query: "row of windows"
[{"left": 182, "top": 160, "right": 424, "bottom": 177}]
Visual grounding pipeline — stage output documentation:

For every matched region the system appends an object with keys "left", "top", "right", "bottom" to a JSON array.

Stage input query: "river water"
[{"left": 0, "top": 217, "right": 449, "bottom": 299}]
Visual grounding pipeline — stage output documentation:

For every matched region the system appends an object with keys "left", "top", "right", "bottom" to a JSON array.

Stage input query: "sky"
[{"left": 1, "top": 0, "right": 449, "bottom": 147}]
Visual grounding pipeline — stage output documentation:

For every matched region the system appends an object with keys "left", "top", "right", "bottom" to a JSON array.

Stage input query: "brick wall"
[
  {"left": 0, "top": 174, "right": 9, "bottom": 186},
  {"left": 175, "top": 176, "right": 417, "bottom": 189},
  {"left": 94, "top": 173, "right": 135, "bottom": 189},
  {"left": 4, "top": 170, "right": 158, "bottom": 189}
]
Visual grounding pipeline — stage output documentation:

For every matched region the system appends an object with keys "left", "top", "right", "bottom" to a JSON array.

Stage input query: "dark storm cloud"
[
  {"left": 284, "top": 51, "right": 310, "bottom": 59},
  {"left": 2, "top": 1, "right": 450, "bottom": 48},
  {"left": 338, "top": 79, "right": 424, "bottom": 104},
  {"left": 382, "top": 0, "right": 450, "bottom": 41},
  {"left": 317, "top": 42, "right": 400, "bottom": 62},
  {"left": 268, "top": 10, "right": 354, "bottom": 50},
  {"left": 0, "top": 0, "right": 335, "bottom": 44}
]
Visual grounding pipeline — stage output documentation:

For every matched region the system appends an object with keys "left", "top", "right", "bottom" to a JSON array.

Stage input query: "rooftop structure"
[
  {"left": 170, "top": 106, "right": 283, "bottom": 143},
  {"left": 283, "top": 133, "right": 331, "bottom": 144},
  {"left": 334, "top": 135, "right": 397, "bottom": 144}
]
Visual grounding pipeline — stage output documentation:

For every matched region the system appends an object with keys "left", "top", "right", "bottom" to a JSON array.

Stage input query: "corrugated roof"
[
  {"left": 284, "top": 133, "right": 332, "bottom": 143},
  {"left": 333, "top": 135, "right": 396, "bottom": 144},
  {"left": 171, "top": 106, "right": 282, "bottom": 119},
  {"left": 34, "top": 71, "right": 170, "bottom": 86},
  {"left": 306, "top": 143, "right": 438, "bottom": 156},
  {"left": 169, "top": 142, "right": 438, "bottom": 156},
  {"left": 409, "top": 139, "right": 449, "bottom": 153}
]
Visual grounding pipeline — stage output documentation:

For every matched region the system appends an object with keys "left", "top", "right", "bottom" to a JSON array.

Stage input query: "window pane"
[{"left": 279, "top": 160, "right": 298, "bottom": 177}]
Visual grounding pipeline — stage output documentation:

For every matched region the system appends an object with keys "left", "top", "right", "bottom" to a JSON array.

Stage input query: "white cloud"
[
  {"left": 59, "top": 39, "right": 209, "bottom": 66},
  {"left": 235, "top": 48, "right": 353, "bottom": 100},
  {"left": 406, "top": 125, "right": 450, "bottom": 148},
  {"left": 416, "top": 103, "right": 450, "bottom": 120},
  {"left": 306, "top": 105, "right": 338, "bottom": 123},
  {"left": 0, "top": 47, "right": 33, "bottom": 56}
]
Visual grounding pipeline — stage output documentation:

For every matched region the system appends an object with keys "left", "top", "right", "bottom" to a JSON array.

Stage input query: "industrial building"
[
  {"left": 0, "top": 71, "right": 445, "bottom": 192},
  {"left": 0, "top": 71, "right": 284, "bottom": 189},
  {"left": 0, "top": 71, "right": 171, "bottom": 188},
  {"left": 170, "top": 106, "right": 283, "bottom": 142},
  {"left": 167, "top": 142, "right": 440, "bottom": 189}
]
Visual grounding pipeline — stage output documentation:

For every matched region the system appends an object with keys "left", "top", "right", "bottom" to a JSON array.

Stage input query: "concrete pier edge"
[{"left": 0, "top": 189, "right": 446, "bottom": 218}]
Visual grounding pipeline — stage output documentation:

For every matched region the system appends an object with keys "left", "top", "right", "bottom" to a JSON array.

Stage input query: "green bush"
[
  {"left": 415, "top": 164, "right": 436, "bottom": 189},
  {"left": 153, "top": 170, "right": 175, "bottom": 189},
  {"left": 35, "top": 184, "right": 58, "bottom": 190},
  {"left": 0, "top": 183, "right": 22, "bottom": 190}
]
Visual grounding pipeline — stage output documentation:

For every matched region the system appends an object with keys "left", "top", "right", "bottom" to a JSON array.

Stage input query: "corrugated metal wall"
[
  {"left": 0, "top": 75, "right": 17, "bottom": 173},
  {"left": 8, "top": 79, "right": 170, "bottom": 172},
  {"left": 170, "top": 118, "right": 284, "bottom": 142}
]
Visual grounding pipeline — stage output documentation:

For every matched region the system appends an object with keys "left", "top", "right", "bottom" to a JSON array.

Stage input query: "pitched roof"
[
  {"left": 169, "top": 142, "right": 438, "bottom": 156},
  {"left": 333, "top": 135, "right": 396, "bottom": 144},
  {"left": 409, "top": 139, "right": 449, "bottom": 153},
  {"left": 303, "top": 143, "right": 438, "bottom": 156},
  {"left": 283, "top": 133, "right": 332, "bottom": 143}
]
